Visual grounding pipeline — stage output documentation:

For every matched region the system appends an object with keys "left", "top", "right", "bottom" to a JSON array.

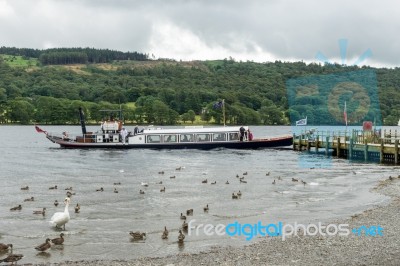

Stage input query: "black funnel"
[{"left": 78, "top": 107, "right": 87, "bottom": 135}]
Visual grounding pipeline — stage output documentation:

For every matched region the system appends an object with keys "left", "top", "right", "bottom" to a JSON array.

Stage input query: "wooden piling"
[
  {"left": 380, "top": 139, "right": 384, "bottom": 163},
  {"left": 336, "top": 137, "right": 341, "bottom": 157},
  {"left": 315, "top": 135, "right": 319, "bottom": 152},
  {"left": 364, "top": 140, "right": 369, "bottom": 161},
  {"left": 395, "top": 139, "right": 399, "bottom": 164},
  {"left": 325, "top": 136, "right": 329, "bottom": 156}
]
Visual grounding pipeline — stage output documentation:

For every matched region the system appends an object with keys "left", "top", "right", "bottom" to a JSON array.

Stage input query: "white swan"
[{"left": 49, "top": 197, "right": 70, "bottom": 230}]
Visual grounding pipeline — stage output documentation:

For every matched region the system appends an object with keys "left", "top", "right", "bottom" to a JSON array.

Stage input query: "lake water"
[{"left": 0, "top": 125, "right": 394, "bottom": 264}]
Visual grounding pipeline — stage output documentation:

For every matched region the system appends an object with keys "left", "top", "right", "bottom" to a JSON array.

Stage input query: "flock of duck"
[{"left": 1, "top": 166, "right": 300, "bottom": 264}]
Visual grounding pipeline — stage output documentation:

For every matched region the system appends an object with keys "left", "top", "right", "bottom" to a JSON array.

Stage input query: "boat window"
[
  {"left": 213, "top": 133, "right": 226, "bottom": 141},
  {"left": 164, "top": 135, "right": 177, "bottom": 143},
  {"left": 196, "top": 134, "right": 210, "bottom": 142},
  {"left": 180, "top": 134, "right": 193, "bottom": 142},
  {"left": 147, "top": 135, "right": 161, "bottom": 143},
  {"left": 229, "top": 133, "right": 239, "bottom": 141}
]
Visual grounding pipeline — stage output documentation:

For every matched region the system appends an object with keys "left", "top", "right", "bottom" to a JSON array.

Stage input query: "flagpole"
[{"left": 222, "top": 99, "right": 226, "bottom": 127}]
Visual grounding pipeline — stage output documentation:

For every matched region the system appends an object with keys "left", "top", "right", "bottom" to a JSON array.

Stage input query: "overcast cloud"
[{"left": 0, "top": 0, "right": 398, "bottom": 67}]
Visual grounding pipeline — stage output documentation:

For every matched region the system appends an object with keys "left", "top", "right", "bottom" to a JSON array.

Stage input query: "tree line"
[
  {"left": 0, "top": 46, "right": 148, "bottom": 65},
  {"left": 0, "top": 52, "right": 400, "bottom": 126}
]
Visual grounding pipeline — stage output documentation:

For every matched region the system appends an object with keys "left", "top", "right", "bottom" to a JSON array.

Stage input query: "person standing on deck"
[
  {"left": 121, "top": 127, "right": 128, "bottom": 144},
  {"left": 239, "top": 126, "right": 245, "bottom": 141},
  {"left": 248, "top": 129, "right": 253, "bottom": 141}
]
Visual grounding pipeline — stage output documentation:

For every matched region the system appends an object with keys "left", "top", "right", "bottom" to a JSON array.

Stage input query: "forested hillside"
[{"left": 0, "top": 47, "right": 399, "bottom": 126}]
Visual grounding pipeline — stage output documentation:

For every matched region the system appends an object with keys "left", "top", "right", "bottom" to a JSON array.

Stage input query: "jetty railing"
[{"left": 293, "top": 129, "right": 400, "bottom": 164}]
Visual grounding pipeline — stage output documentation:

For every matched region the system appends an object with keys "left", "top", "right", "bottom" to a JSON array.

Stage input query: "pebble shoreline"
[{"left": 29, "top": 177, "right": 400, "bottom": 266}]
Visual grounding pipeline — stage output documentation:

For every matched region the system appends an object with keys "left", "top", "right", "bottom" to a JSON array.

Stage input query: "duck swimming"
[
  {"left": 10, "top": 205, "right": 22, "bottom": 211},
  {"left": 161, "top": 226, "right": 168, "bottom": 239},
  {"left": 35, "top": 238, "right": 51, "bottom": 252},
  {"left": 54, "top": 200, "right": 59, "bottom": 207},
  {"left": 129, "top": 231, "right": 146, "bottom": 240},
  {"left": 232, "top": 193, "right": 238, "bottom": 199},
  {"left": 24, "top": 197, "right": 34, "bottom": 202},
  {"left": 20, "top": 186, "right": 29, "bottom": 190},
  {"left": 139, "top": 190, "right": 145, "bottom": 194},
  {"left": 51, "top": 233, "right": 65, "bottom": 245},
  {"left": 180, "top": 213, "right": 186, "bottom": 220},
  {"left": 74, "top": 203, "right": 80, "bottom": 213},
  {"left": 160, "top": 187, "right": 166, "bottom": 192},
  {"left": 49, "top": 197, "right": 70, "bottom": 230},
  {"left": 203, "top": 204, "right": 209, "bottom": 212},
  {"left": 33, "top": 207, "right": 46, "bottom": 215},
  {"left": 96, "top": 187, "right": 104, "bottom": 192},
  {"left": 178, "top": 230, "right": 185, "bottom": 243},
  {"left": 0, "top": 243, "right": 12, "bottom": 252},
  {"left": 202, "top": 179, "right": 207, "bottom": 184},
  {"left": 186, "top": 209, "right": 193, "bottom": 216},
  {"left": 182, "top": 220, "right": 188, "bottom": 231},
  {"left": 0, "top": 253, "right": 23, "bottom": 264},
  {"left": 49, "top": 185, "right": 58, "bottom": 190}
]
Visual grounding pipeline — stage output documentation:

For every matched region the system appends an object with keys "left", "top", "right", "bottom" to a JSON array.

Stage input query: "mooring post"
[
  {"left": 315, "top": 135, "right": 319, "bottom": 152},
  {"left": 380, "top": 139, "right": 384, "bottom": 163},
  {"left": 325, "top": 136, "right": 330, "bottom": 156},
  {"left": 337, "top": 137, "right": 341, "bottom": 158},
  {"left": 349, "top": 137, "right": 353, "bottom": 160},
  {"left": 395, "top": 139, "right": 399, "bottom": 164},
  {"left": 299, "top": 134, "right": 302, "bottom": 151},
  {"left": 293, "top": 133, "right": 296, "bottom": 151},
  {"left": 364, "top": 140, "right": 369, "bottom": 162}
]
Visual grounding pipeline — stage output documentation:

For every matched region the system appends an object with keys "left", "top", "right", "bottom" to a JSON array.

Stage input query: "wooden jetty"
[{"left": 293, "top": 129, "right": 400, "bottom": 164}]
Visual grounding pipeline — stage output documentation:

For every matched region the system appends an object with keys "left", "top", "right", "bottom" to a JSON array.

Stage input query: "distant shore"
[{"left": 37, "top": 176, "right": 400, "bottom": 266}]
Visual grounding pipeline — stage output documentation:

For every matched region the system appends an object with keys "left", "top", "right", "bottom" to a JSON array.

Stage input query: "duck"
[
  {"left": 10, "top": 205, "right": 22, "bottom": 211},
  {"left": 272, "top": 179, "right": 276, "bottom": 185},
  {"left": 211, "top": 181, "right": 216, "bottom": 185},
  {"left": 157, "top": 181, "right": 163, "bottom": 184},
  {"left": 161, "top": 226, "right": 168, "bottom": 239},
  {"left": 240, "top": 180, "right": 247, "bottom": 184},
  {"left": 239, "top": 176, "right": 245, "bottom": 180},
  {"left": 202, "top": 179, "right": 207, "bottom": 184},
  {"left": 266, "top": 172, "right": 270, "bottom": 176},
  {"left": 51, "top": 233, "right": 65, "bottom": 245},
  {"left": 225, "top": 180, "right": 229, "bottom": 184},
  {"left": 129, "top": 231, "right": 146, "bottom": 240},
  {"left": 160, "top": 187, "right": 166, "bottom": 192},
  {"left": 186, "top": 209, "right": 193, "bottom": 216},
  {"left": 24, "top": 197, "right": 34, "bottom": 202},
  {"left": 176, "top": 166, "right": 184, "bottom": 170},
  {"left": 139, "top": 189, "right": 145, "bottom": 194},
  {"left": 278, "top": 176, "right": 282, "bottom": 181},
  {"left": 20, "top": 186, "right": 29, "bottom": 190},
  {"left": 96, "top": 187, "right": 104, "bottom": 192},
  {"left": 0, "top": 253, "right": 23, "bottom": 264},
  {"left": 66, "top": 191, "right": 76, "bottom": 197},
  {"left": 301, "top": 180, "right": 307, "bottom": 185},
  {"left": 236, "top": 174, "right": 239, "bottom": 178},
  {"left": 232, "top": 193, "right": 238, "bottom": 199},
  {"left": 35, "top": 238, "right": 51, "bottom": 252},
  {"left": 237, "top": 190, "right": 242, "bottom": 197},
  {"left": 180, "top": 213, "right": 186, "bottom": 220},
  {"left": 243, "top": 172, "right": 248, "bottom": 175},
  {"left": 65, "top": 187, "right": 73, "bottom": 190},
  {"left": 74, "top": 203, "right": 80, "bottom": 213},
  {"left": 158, "top": 171, "right": 164, "bottom": 174},
  {"left": 49, "top": 197, "right": 70, "bottom": 230},
  {"left": 49, "top": 185, "right": 58, "bottom": 190},
  {"left": 292, "top": 178, "right": 299, "bottom": 182},
  {"left": 54, "top": 200, "right": 59, "bottom": 207},
  {"left": 0, "top": 243, "right": 12, "bottom": 252},
  {"left": 114, "top": 188, "right": 119, "bottom": 193},
  {"left": 203, "top": 204, "right": 209, "bottom": 212},
  {"left": 141, "top": 182, "right": 149, "bottom": 187},
  {"left": 33, "top": 207, "right": 46, "bottom": 215},
  {"left": 113, "top": 182, "right": 121, "bottom": 185},
  {"left": 182, "top": 220, "right": 188, "bottom": 231},
  {"left": 170, "top": 175, "right": 176, "bottom": 179},
  {"left": 178, "top": 230, "right": 185, "bottom": 243}
]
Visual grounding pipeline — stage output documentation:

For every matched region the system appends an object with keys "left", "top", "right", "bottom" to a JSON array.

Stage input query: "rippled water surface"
[{"left": 0, "top": 125, "right": 394, "bottom": 264}]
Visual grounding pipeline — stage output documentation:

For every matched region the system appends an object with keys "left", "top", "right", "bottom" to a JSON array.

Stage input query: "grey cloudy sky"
[{"left": 0, "top": 0, "right": 398, "bottom": 66}]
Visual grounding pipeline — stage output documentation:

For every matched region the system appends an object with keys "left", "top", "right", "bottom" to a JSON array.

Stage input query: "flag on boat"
[
  {"left": 344, "top": 101, "right": 348, "bottom": 126},
  {"left": 213, "top": 100, "right": 224, "bottom": 109},
  {"left": 295, "top": 117, "right": 307, "bottom": 126},
  {"left": 35, "top": 125, "right": 47, "bottom": 134}
]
